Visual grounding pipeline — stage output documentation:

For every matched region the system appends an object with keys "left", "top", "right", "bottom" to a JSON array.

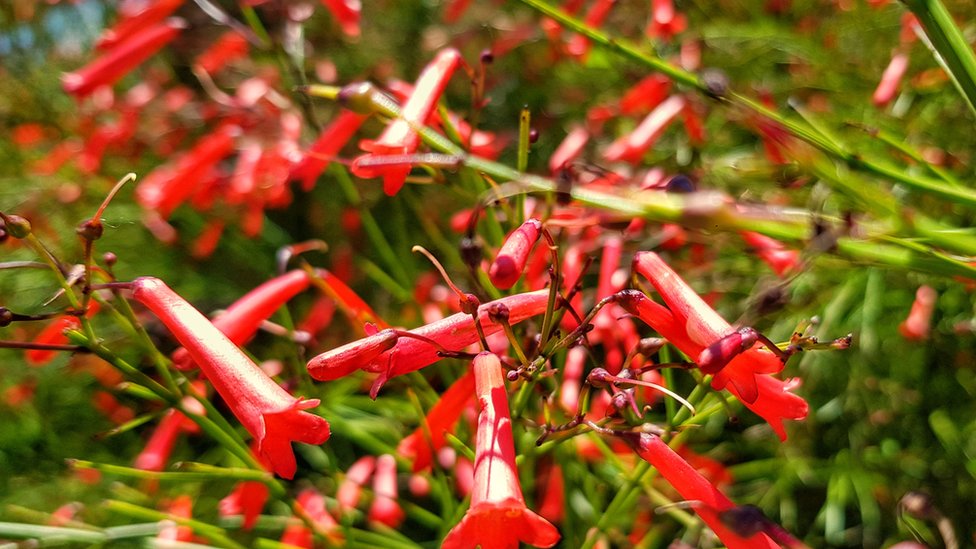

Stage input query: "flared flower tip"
[
  {"left": 259, "top": 398, "right": 330, "bottom": 479},
  {"left": 441, "top": 501, "right": 561, "bottom": 549}
]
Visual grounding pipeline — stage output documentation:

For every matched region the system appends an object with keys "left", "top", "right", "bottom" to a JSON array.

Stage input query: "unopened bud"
[
  {"left": 487, "top": 302, "right": 510, "bottom": 324},
  {"left": 338, "top": 81, "right": 379, "bottom": 114},
  {"left": 0, "top": 307, "right": 13, "bottom": 327},
  {"left": 0, "top": 213, "right": 31, "bottom": 239},
  {"left": 696, "top": 327, "right": 758, "bottom": 374},
  {"left": 76, "top": 219, "right": 104, "bottom": 241}
]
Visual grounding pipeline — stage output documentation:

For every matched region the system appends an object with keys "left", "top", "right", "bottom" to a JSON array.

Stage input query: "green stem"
[{"left": 903, "top": 0, "right": 976, "bottom": 118}]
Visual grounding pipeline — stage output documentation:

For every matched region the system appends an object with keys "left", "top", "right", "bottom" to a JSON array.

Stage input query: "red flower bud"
[{"left": 489, "top": 218, "right": 543, "bottom": 290}]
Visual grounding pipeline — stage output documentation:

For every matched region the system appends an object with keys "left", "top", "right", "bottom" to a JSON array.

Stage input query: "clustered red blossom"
[{"left": 4, "top": 0, "right": 905, "bottom": 546}]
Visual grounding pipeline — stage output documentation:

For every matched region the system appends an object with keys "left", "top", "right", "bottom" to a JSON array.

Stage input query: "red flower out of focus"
[
  {"left": 131, "top": 277, "right": 330, "bottom": 478},
  {"left": 873, "top": 51, "right": 909, "bottom": 108},
  {"left": 290, "top": 110, "right": 367, "bottom": 191},
  {"left": 621, "top": 252, "right": 808, "bottom": 440},
  {"left": 603, "top": 95, "right": 685, "bottom": 163},
  {"left": 740, "top": 231, "right": 800, "bottom": 277},
  {"left": 899, "top": 285, "right": 937, "bottom": 340},
  {"left": 442, "top": 352, "right": 560, "bottom": 549},
  {"left": 220, "top": 479, "right": 270, "bottom": 530},
  {"left": 320, "top": 0, "right": 362, "bottom": 37},
  {"left": 63, "top": 18, "right": 185, "bottom": 99},
  {"left": 352, "top": 48, "right": 462, "bottom": 196},
  {"left": 646, "top": 0, "right": 687, "bottom": 42},
  {"left": 397, "top": 369, "right": 475, "bottom": 472},
  {"left": 368, "top": 454, "right": 405, "bottom": 528}
]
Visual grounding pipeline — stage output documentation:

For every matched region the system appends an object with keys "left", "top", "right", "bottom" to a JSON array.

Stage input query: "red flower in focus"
[
  {"left": 441, "top": 352, "right": 560, "bottom": 549},
  {"left": 627, "top": 433, "right": 779, "bottom": 549},
  {"left": 170, "top": 269, "right": 317, "bottom": 370},
  {"left": 353, "top": 48, "right": 462, "bottom": 196},
  {"left": 63, "top": 18, "right": 185, "bottom": 99},
  {"left": 131, "top": 277, "right": 330, "bottom": 478},
  {"left": 621, "top": 252, "right": 808, "bottom": 440},
  {"left": 490, "top": 218, "right": 543, "bottom": 290}
]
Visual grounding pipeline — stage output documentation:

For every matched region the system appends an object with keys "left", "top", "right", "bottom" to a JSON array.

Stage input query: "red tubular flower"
[
  {"left": 397, "top": 369, "right": 476, "bottom": 472},
  {"left": 559, "top": 345, "right": 587, "bottom": 413},
  {"left": 549, "top": 125, "right": 589, "bottom": 173},
  {"left": 618, "top": 74, "right": 671, "bottom": 115},
  {"left": 131, "top": 277, "right": 330, "bottom": 478},
  {"left": 566, "top": 0, "right": 616, "bottom": 59},
  {"left": 194, "top": 31, "right": 250, "bottom": 74},
  {"left": 536, "top": 460, "right": 565, "bottom": 524},
  {"left": 627, "top": 433, "right": 779, "bottom": 549},
  {"left": 26, "top": 301, "right": 101, "bottom": 366},
  {"left": 337, "top": 455, "right": 376, "bottom": 514},
  {"left": 133, "top": 407, "right": 197, "bottom": 473},
  {"left": 874, "top": 52, "right": 909, "bottom": 108},
  {"left": 354, "top": 48, "right": 462, "bottom": 196},
  {"left": 603, "top": 96, "right": 685, "bottom": 163},
  {"left": 95, "top": 0, "right": 184, "bottom": 51},
  {"left": 385, "top": 80, "right": 503, "bottom": 159},
  {"left": 442, "top": 352, "right": 560, "bottom": 549},
  {"left": 621, "top": 252, "right": 807, "bottom": 440},
  {"left": 320, "top": 0, "right": 362, "bottom": 37},
  {"left": 899, "top": 285, "right": 937, "bottom": 340},
  {"left": 369, "top": 454, "right": 405, "bottom": 528},
  {"left": 306, "top": 290, "right": 549, "bottom": 383},
  {"left": 171, "top": 269, "right": 314, "bottom": 370},
  {"left": 136, "top": 124, "right": 240, "bottom": 218},
  {"left": 490, "top": 218, "right": 543, "bottom": 290},
  {"left": 290, "top": 110, "right": 367, "bottom": 191},
  {"left": 158, "top": 495, "right": 194, "bottom": 542},
  {"left": 740, "top": 231, "right": 800, "bottom": 277},
  {"left": 220, "top": 480, "right": 269, "bottom": 530},
  {"left": 646, "top": 0, "right": 687, "bottom": 42},
  {"left": 63, "top": 18, "right": 185, "bottom": 99},
  {"left": 280, "top": 488, "right": 341, "bottom": 548}
]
